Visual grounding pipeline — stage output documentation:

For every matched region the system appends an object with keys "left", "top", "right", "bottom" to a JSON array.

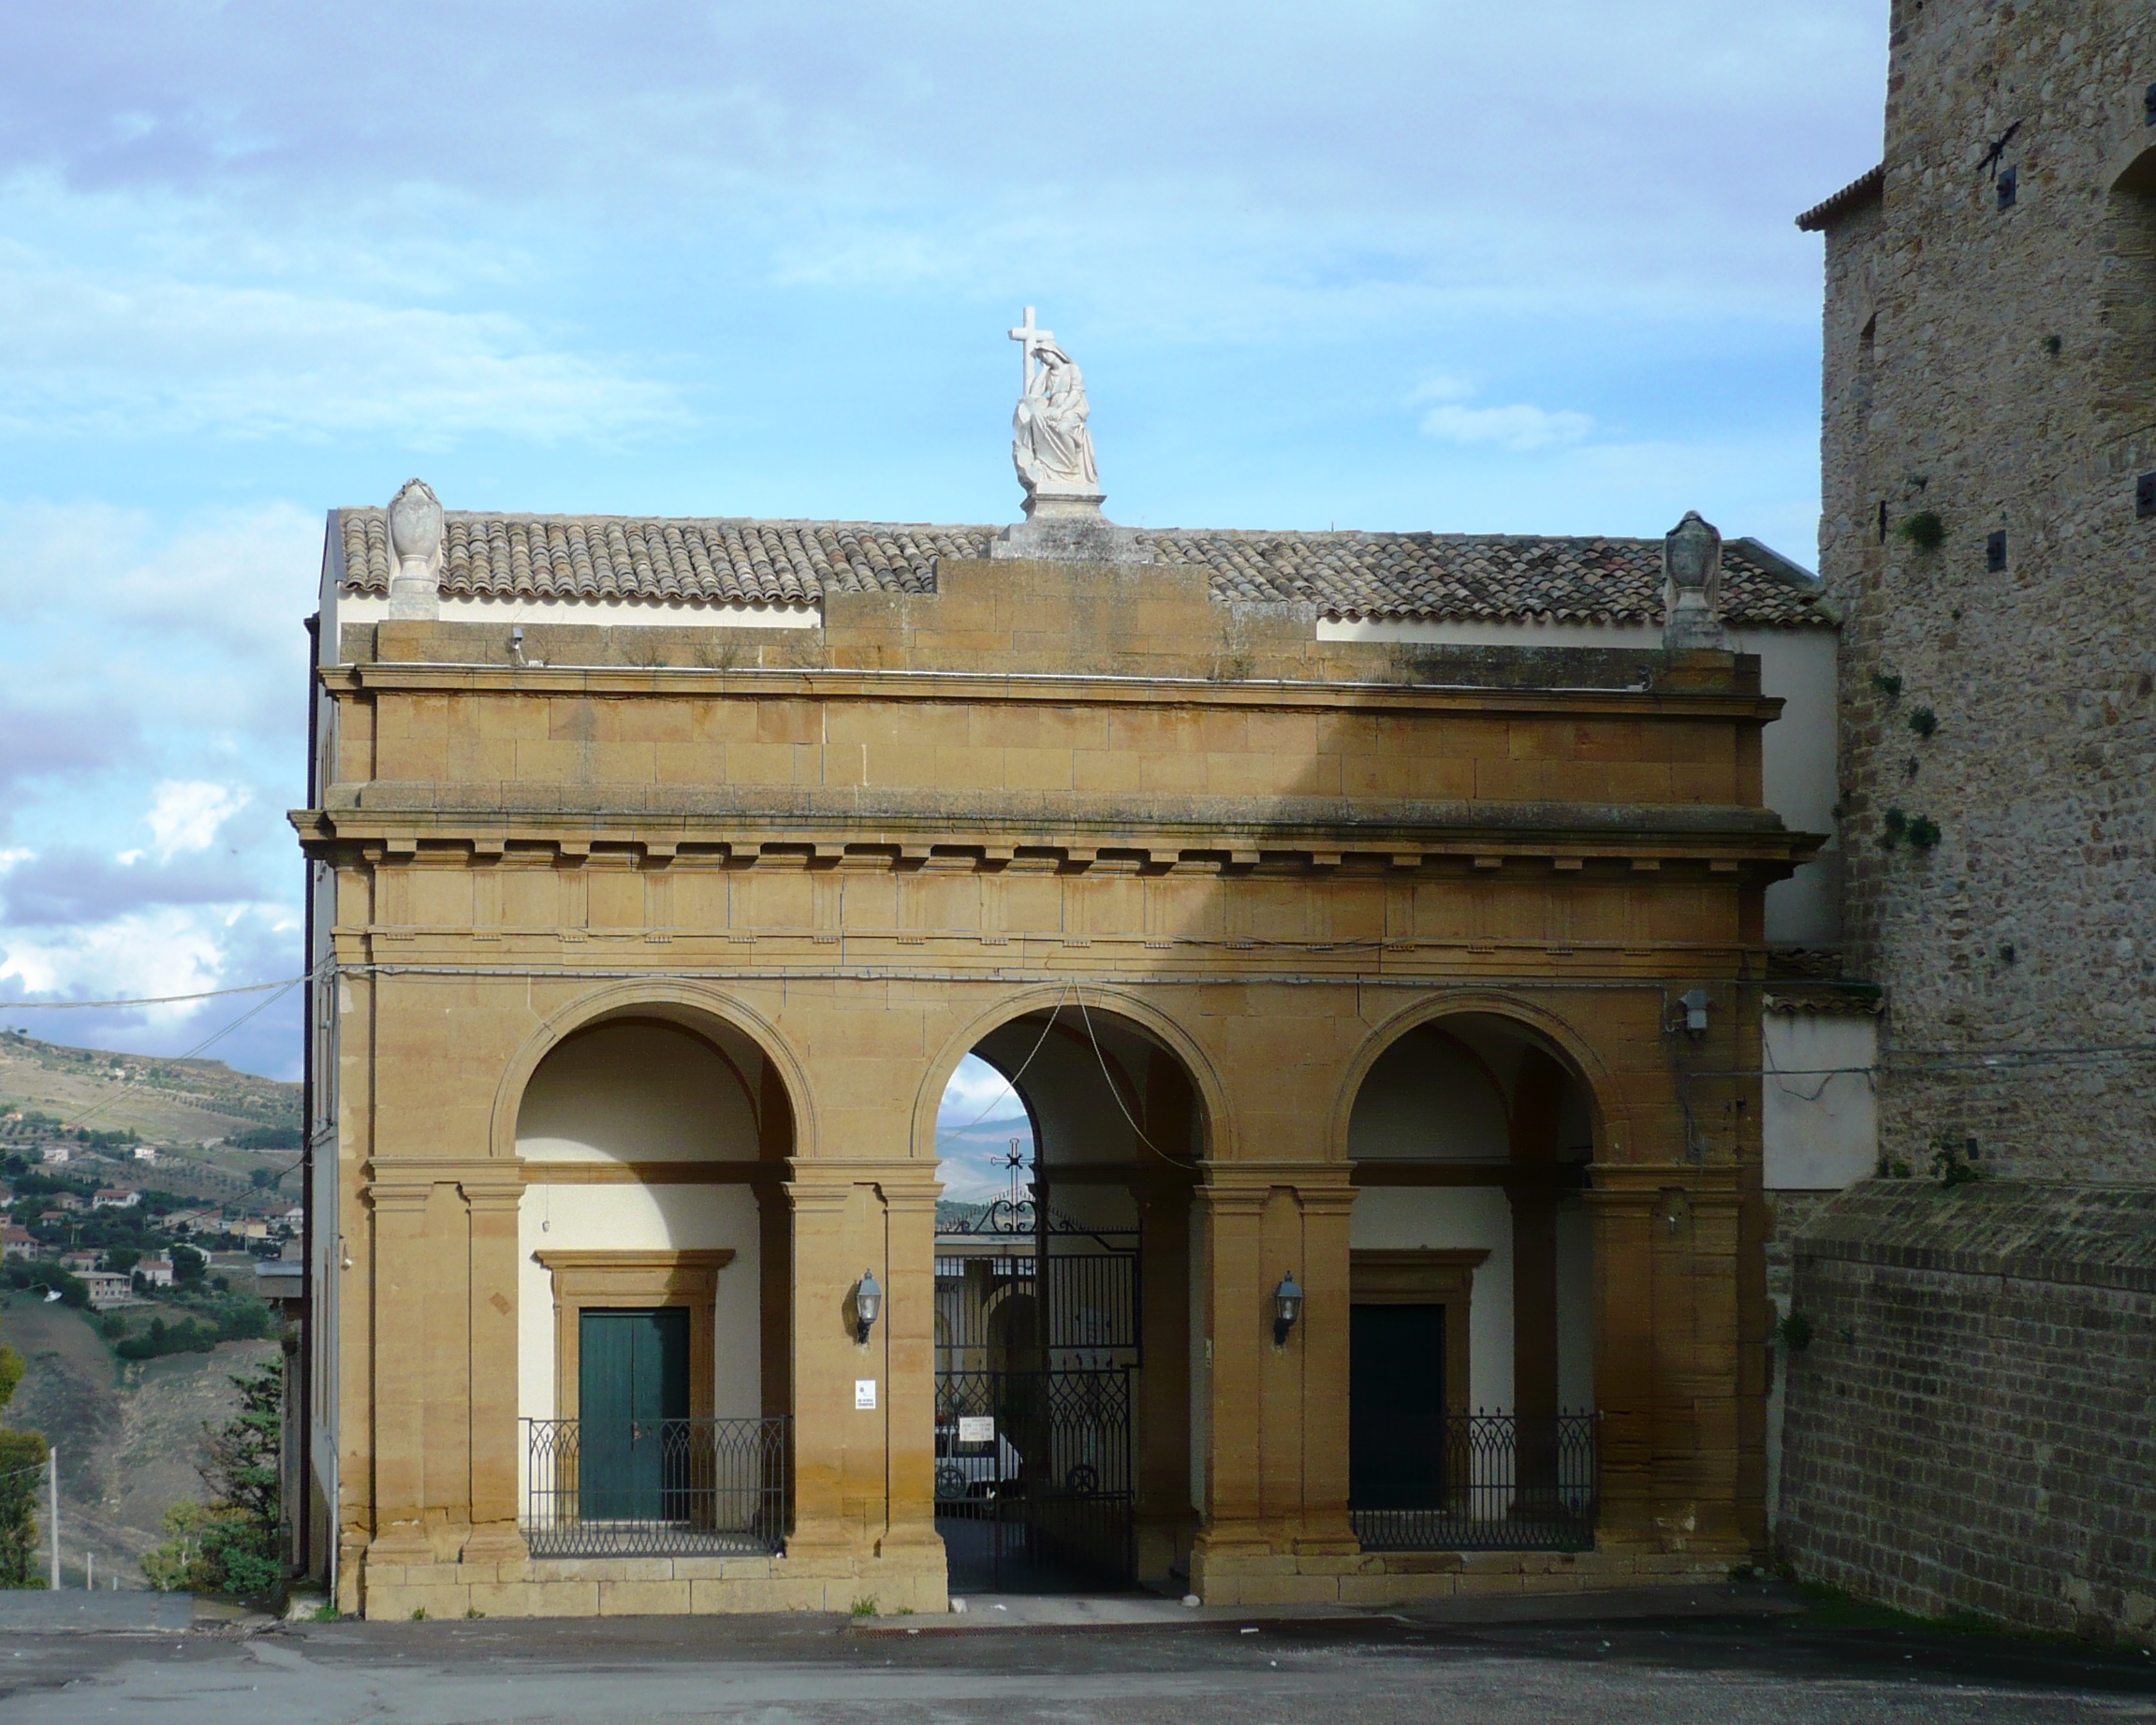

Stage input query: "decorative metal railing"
[
  {"left": 522, "top": 1417, "right": 788, "bottom": 1557},
  {"left": 1351, "top": 1412, "right": 1599, "bottom": 1553}
]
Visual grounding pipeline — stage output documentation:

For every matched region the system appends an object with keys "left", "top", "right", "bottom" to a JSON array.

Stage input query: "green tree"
[
  {"left": 142, "top": 1364, "right": 285, "bottom": 1601},
  {"left": 0, "top": 1430, "right": 47, "bottom": 1587},
  {"left": 0, "top": 1302, "right": 48, "bottom": 1589}
]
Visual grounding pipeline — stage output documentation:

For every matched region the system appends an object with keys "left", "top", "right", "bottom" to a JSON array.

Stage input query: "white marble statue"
[{"left": 1008, "top": 307, "right": 1100, "bottom": 503}]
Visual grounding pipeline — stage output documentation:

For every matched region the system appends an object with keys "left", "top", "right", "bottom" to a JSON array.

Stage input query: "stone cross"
[{"left": 1008, "top": 306, "right": 1052, "bottom": 390}]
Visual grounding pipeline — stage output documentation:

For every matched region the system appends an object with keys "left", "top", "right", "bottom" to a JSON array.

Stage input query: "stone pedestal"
[{"left": 991, "top": 493, "right": 1151, "bottom": 563}]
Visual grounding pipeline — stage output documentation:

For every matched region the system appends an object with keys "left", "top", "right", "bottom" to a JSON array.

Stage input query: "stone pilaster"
[
  {"left": 460, "top": 1170, "right": 528, "bottom": 1564},
  {"left": 363, "top": 1174, "right": 434, "bottom": 1565}
]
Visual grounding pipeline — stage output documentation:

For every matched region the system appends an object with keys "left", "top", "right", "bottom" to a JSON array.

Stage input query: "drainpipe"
[{"left": 298, "top": 610, "right": 319, "bottom": 1585}]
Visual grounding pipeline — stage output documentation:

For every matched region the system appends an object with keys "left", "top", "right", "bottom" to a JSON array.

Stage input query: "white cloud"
[
  {"left": 0, "top": 904, "right": 230, "bottom": 1012},
  {"left": 0, "top": 848, "right": 29, "bottom": 870},
  {"left": 0, "top": 255, "right": 686, "bottom": 447},
  {"left": 143, "top": 781, "right": 248, "bottom": 860},
  {"left": 936, "top": 1052, "right": 1024, "bottom": 1131},
  {"left": 1416, "top": 376, "right": 1593, "bottom": 454}
]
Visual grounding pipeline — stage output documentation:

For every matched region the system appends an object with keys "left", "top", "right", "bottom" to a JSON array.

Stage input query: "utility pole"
[{"left": 47, "top": 1447, "right": 58, "bottom": 1590}]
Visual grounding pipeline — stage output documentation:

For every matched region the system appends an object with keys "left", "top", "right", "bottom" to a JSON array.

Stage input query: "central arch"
[{"left": 925, "top": 991, "right": 1206, "bottom": 1595}]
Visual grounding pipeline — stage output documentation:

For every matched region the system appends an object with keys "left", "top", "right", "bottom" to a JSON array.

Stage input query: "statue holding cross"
[{"left": 1007, "top": 307, "right": 1101, "bottom": 508}]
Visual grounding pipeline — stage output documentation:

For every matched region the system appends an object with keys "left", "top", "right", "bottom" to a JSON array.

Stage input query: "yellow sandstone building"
[{"left": 292, "top": 356, "right": 1834, "bottom": 1616}]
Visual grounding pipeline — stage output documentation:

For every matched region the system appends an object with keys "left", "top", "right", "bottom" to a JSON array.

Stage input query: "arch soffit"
[
  {"left": 1328, "top": 991, "right": 1633, "bottom": 1166},
  {"left": 2105, "top": 140, "right": 2156, "bottom": 197},
  {"left": 909, "top": 982, "right": 1231, "bottom": 1167},
  {"left": 488, "top": 979, "right": 817, "bottom": 1162}
]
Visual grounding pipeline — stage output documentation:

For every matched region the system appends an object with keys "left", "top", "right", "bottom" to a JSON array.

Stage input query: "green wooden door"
[
  {"left": 1349, "top": 1304, "right": 1447, "bottom": 1510},
  {"left": 580, "top": 1308, "right": 690, "bottom": 1520}
]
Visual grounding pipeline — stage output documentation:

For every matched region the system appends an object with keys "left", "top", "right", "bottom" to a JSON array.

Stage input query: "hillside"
[
  {"left": 0, "top": 1029, "right": 299, "bottom": 1144},
  {"left": 2, "top": 1292, "right": 275, "bottom": 1588}
]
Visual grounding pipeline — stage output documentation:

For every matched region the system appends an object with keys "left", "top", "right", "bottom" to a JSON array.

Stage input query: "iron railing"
[
  {"left": 1351, "top": 1412, "right": 1598, "bottom": 1553},
  {"left": 522, "top": 1417, "right": 788, "bottom": 1557}
]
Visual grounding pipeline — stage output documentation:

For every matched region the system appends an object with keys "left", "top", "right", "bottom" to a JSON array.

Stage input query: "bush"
[
  {"left": 140, "top": 1364, "right": 285, "bottom": 1601},
  {"left": 0, "top": 1429, "right": 48, "bottom": 1588},
  {"left": 111, "top": 1293, "right": 275, "bottom": 1361},
  {"left": 230, "top": 1127, "right": 301, "bottom": 1152},
  {"left": 2, "top": 1264, "right": 86, "bottom": 1308},
  {"left": 1898, "top": 510, "right": 1945, "bottom": 549}
]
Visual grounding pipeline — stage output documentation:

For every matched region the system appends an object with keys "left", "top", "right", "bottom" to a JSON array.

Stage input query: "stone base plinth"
[
  {"left": 991, "top": 497, "right": 1151, "bottom": 563},
  {"left": 351, "top": 1546, "right": 948, "bottom": 1620},
  {"left": 1188, "top": 1541, "right": 1748, "bottom": 1608}
]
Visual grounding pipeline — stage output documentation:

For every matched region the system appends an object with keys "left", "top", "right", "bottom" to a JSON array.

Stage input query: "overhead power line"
[{"left": 0, "top": 977, "right": 308, "bottom": 1012}]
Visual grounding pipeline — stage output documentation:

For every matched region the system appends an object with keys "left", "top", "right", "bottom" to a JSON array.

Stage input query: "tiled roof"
[
  {"left": 1796, "top": 163, "right": 1884, "bottom": 232},
  {"left": 335, "top": 511, "right": 1831, "bottom": 628}
]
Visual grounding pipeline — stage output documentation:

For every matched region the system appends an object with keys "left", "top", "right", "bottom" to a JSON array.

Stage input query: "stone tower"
[{"left": 1784, "top": 1, "right": 2155, "bottom": 1638}]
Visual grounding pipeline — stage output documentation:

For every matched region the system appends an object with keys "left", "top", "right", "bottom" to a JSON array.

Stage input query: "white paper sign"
[
  {"left": 855, "top": 1379, "right": 878, "bottom": 1410},
  {"left": 957, "top": 1415, "right": 995, "bottom": 1444}
]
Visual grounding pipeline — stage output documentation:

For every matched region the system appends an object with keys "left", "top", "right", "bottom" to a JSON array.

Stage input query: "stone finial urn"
[
  {"left": 386, "top": 478, "right": 445, "bottom": 620},
  {"left": 1662, "top": 509, "right": 1727, "bottom": 651}
]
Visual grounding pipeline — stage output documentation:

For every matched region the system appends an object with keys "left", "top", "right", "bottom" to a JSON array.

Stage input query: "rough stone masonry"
[{"left": 1786, "top": 0, "right": 2155, "bottom": 1641}]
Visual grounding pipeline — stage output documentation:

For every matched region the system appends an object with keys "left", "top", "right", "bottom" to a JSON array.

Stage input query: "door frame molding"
[
  {"left": 1349, "top": 1249, "right": 1488, "bottom": 1418},
  {"left": 536, "top": 1249, "right": 735, "bottom": 1423}
]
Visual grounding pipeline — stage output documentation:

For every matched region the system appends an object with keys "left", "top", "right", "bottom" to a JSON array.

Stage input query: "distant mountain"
[{"left": 936, "top": 1112, "right": 1033, "bottom": 1153}]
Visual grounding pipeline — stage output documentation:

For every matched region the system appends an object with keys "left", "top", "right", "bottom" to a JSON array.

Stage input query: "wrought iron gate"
[
  {"left": 934, "top": 1367, "right": 1134, "bottom": 1591},
  {"left": 934, "top": 1198, "right": 1139, "bottom": 1591}
]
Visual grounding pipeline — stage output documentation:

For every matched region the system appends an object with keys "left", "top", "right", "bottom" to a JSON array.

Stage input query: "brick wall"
[{"left": 1779, "top": 1182, "right": 2156, "bottom": 1641}]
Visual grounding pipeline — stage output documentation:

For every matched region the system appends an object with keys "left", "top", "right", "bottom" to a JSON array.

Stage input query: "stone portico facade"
[{"left": 295, "top": 516, "right": 1826, "bottom": 1618}]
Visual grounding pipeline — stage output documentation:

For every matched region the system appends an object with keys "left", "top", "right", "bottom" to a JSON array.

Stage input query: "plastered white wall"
[
  {"left": 1346, "top": 1033, "right": 1509, "bottom": 1161},
  {"left": 1763, "top": 1010, "right": 1880, "bottom": 1191},
  {"left": 513, "top": 1020, "right": 767, "bottom": 1434},
  {"left": 1349, "top": 1187, "right": 1515, "bottom": 1413},
  {"left": 516, "top": 1020, "right": 760, "bottom": 1162},
  {"left": 516, "top": 1184, "right": 762, "bottom": 1424}
]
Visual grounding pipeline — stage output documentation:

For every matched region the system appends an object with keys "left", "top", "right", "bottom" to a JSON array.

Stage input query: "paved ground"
[{"left": 4, "top": 1593, "right": 2152, "bottom": 1724}]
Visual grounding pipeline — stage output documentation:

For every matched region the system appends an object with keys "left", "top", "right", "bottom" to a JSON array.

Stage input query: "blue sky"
[{"left": 0, "top": 2, "right": 1886, "bottom": 1081}]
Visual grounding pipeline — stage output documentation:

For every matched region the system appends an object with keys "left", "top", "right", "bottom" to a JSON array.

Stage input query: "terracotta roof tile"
[{"left": 336, "top": 512, "right": 1830, "bottom": 629}]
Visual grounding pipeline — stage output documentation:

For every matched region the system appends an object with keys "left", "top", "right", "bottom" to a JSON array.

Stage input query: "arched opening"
[
  {"left": 514, "top": 1012, "right": 794, "bottom": 1557},
  {"left": 2098, "top": 146, "right": 2156, "bottom": 432},
  {"left": 1344, "top": 1012, "right": 1597, "bottom": 1553},
  {"left": 931, "top": 1001, "right": 1202, "bottom": 1594}
]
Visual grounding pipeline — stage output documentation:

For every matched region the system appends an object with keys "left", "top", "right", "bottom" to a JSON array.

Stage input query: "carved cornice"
[
  {"left": 324, "top": 661, "right": 1780, "bottom": 721},
  {"left": 291, "top": 817, "right": 1817, "bottom": 878}
]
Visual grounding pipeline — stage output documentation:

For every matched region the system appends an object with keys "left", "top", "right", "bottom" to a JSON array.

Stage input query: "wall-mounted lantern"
[
  {"left": 853, "top": 1269, "right": 883, "bottom": 1346},
  {"left": 1677, "top": 988, "right": 1710, "bottom": 1039},
  {"left": 1272, "top": 1273, "right": 1303, "bottom": 1349}
]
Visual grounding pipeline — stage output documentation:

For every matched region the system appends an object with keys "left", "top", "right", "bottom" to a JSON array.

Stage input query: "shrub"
[
  {"left": 1899, "top": 510, "right": 1945, "bottom": 549},
  {"left": 140, "top": 1363, "right": 285, "bottom": 1601},
  {"left": 229, "top": 1127, "right": 301, "bottom": 1152},
  {"left": 1906, "top": 706, "right": 1938, "bottom": 738},
  {"left": 0, "top": 1429, "right": 48, "bottom": 1588}
]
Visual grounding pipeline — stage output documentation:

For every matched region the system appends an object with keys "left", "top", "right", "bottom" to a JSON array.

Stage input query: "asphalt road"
[{"left": 6, "top": 1607, "right": 2153, "bottom": 1724}]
